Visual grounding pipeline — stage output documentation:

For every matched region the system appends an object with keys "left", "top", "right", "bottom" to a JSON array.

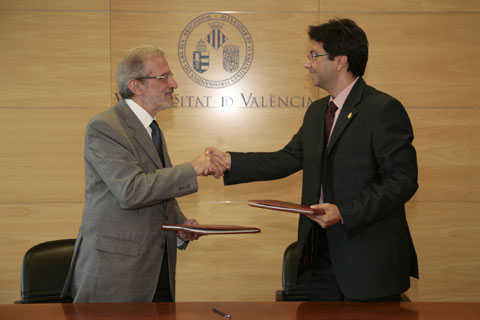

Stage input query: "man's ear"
[
  {"left": 335, "top": 55, "right": 348, "bottom": 71},
  {"left": 127, "top": 79, "right": 142, "bottom": 96}
]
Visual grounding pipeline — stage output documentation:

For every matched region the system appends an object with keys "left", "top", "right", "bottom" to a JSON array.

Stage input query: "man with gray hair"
[{"left": 61, "top": 45, "right": 227, "bottom": 303}]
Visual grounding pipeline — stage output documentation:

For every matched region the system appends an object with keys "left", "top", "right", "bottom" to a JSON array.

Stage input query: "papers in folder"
[
  {"left": 248, "top": 200, "right": 325, "bottom": 215},
  {"left": 162, "top": 224, "right": 261, "bottom": 235}
]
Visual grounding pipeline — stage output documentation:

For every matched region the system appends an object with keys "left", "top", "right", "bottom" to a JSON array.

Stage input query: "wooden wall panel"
[
  {"left": 410, "top": 108, "right": 480, "bottom": 202},
  {"left": 317, "top": 13, "right": 480, "bottom": 108},
  {"left": 0, "top": 108, "right": 100, "bottom": 203},
  {"left": 320, "top": 0, "right": 480, "bottom": 12},
  {"left": 111, "top": 0, "right": 318, "bottom": 12},
  {"left": 110, "top": 12, "right": 319, "bottom": 105},
  {"left": 0, "top": 11, "right": 111, "bottom": 108},
  {"left": 0, "top": 0, "right": 109, "bottom": 10},
  {"left": 405, "top": 202, "right": 480, "bottom": 302}
]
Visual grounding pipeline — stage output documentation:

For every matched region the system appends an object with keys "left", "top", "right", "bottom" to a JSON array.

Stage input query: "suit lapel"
[
  {"left": 326, "top": 78, "right": 365, "bottom": 155},
  {"left": 116, "top": 100, "right": 164, "bottom": 168}
]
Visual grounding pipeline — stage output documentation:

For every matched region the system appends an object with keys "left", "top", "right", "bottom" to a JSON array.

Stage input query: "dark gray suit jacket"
[
  {"left": 62, "top": 100, "right": 198, "bottom": 302},
  {"left": 224, "top": 78, "right": 419, "bottom": 299}
]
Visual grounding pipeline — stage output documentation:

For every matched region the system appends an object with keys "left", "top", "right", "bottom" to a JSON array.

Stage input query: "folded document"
[
  {"left": 162, "top": 224, "right": 261, "bottom": 234},
  {"left": 248, "top": 199, "right": 325, "bottom": 215}
]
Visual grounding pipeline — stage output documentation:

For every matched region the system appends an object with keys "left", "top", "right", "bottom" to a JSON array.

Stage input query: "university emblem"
[{"left": 178, "top": 13, "right": 254, "bottom": 88}]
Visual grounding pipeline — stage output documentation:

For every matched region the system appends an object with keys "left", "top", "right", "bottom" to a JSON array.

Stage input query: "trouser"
[
  {"left": 152, "top": 249, "right": 173, "bottom": 302},
  {"left": 308, "top": 226, "right": 401, "bottom": 302}
]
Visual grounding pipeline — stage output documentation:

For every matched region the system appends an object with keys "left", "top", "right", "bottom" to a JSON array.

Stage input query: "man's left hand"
[{"left": 177, "top": 219, "right": 202, "bottom": 241}]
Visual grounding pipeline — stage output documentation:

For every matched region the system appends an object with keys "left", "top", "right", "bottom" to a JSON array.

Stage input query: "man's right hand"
[
  {"left": 189, "top": 152, "right": 228, "bottom": 178},
  {"left": 205, "top": 147, "right": 231, "bottom": 172}
]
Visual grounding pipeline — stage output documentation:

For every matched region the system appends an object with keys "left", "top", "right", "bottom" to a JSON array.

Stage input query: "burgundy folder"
[{"left": 248, "top": 200, "right": 325, "bottom": 215}]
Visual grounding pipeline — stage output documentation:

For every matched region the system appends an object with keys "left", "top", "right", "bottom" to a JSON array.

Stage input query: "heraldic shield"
[
  {"left": 193, "top": 50, "right": 209, "bottom": 73},
  {"left": 223, "top": 44, "right": 239, "bottom": 73},
  {"left": 193, "top": 39, "right": 209, "bottom": 73}
]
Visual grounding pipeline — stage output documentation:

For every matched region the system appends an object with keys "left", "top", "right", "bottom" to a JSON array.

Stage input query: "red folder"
[
  {"left": 248, "top": 200, "right": 325, "bottom": 215},
  {"left": 162, "top": 224, "right": 261, "bottom": 234}
]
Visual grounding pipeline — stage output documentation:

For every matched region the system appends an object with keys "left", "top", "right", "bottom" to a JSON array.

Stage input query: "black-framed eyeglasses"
[
  {"left": 307, "top": 51, "right": 329, "bottom": 61},
  {"left": 135, "top": 73, "right": 174, "bottom": 81}
]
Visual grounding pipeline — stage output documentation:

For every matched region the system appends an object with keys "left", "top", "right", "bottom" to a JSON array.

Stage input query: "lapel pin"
[{"left": 347, "top": 112, "right": 352, "bottom": 119}]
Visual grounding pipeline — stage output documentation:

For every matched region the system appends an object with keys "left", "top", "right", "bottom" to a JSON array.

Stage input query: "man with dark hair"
[
  {"left": 207, "top": 18, "right": 418, "bottom": 301},
  {"left": 307, "top": 18, "right": 368, "bottom": 77},
  {"left": 62, "top": 45, "right": 227, "bottom": 303}
]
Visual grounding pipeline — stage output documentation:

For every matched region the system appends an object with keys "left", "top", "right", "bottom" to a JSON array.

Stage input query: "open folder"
[
  {"left": 162, "top": 224, "right": 261, "bottom": 234},
  {"left": 248, "top": 199, "right": 325, "bottom": 215}
]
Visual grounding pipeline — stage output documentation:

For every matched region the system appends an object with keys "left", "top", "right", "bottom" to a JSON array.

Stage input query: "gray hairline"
[{"left": 116, "top": 46, "right": 166, "bottom": 99}]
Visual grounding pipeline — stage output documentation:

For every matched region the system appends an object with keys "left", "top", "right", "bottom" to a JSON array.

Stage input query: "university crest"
[{"left": 178, "top": 13, "right": 254, "bottom": 88}]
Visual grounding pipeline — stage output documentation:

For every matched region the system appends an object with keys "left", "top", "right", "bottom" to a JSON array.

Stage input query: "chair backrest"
[
  {"left": 278, "top": 241, "right": 310, "bottom": 301},
  {"left": 19, "top": 239, "right": 76, "bottom": 303}
]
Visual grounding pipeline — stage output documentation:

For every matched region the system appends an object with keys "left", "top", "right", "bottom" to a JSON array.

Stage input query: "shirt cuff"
[{"left": 177, "top": 236, "right": 185, "bottom": 247}]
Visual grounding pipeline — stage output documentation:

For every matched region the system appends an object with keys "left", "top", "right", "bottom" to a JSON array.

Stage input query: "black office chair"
[
  {"left": 276, "top": 241, "right": 310, "bottom": 301},
  {"left": 18, "top": 239, "right": 76, "bottom": 303},
  {"left": 276, "top": 241, "right": 411, "bottom": 301}
]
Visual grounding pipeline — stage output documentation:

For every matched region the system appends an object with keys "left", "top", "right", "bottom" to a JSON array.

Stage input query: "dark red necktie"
[
  {"left": 302, "top": 101, "right": 338, "bottom": 273},
  {"left": 324, "top": 101, "right": 338, "bottom": 147}
]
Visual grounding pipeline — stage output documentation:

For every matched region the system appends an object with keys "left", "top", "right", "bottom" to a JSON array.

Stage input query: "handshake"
[{"left": 189, "top": 147, "right": 231, "bottom": 179}]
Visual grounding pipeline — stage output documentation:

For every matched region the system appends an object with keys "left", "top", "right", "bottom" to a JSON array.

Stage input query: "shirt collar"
[
  {"left": 125, "top": 99, "right": 155, "bottom": 134},
  {"left": 329, "top": 76, "right": 360, "bottom": 109}
]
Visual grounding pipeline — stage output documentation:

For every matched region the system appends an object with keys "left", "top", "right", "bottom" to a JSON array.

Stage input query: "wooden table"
[{"left": 1, "top": 301, "right": 479, "bottom": 319}]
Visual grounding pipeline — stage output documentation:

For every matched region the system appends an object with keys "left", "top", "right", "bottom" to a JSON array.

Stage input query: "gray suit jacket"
[{"left": 61, "top": 100, "right": 198, "bottom": 302}]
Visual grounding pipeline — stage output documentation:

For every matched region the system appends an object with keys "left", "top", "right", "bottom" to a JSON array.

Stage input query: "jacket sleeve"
[
  {"left": 224, "top": 126, "right": 305, "bottom": 185},
  {"left": 85, "top": 118, "right": 199, "bottom": 210}
]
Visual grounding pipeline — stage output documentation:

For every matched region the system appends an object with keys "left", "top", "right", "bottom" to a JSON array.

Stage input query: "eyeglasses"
[
  {"left": 307, "top": 51, "right": 329, "bottom": 61},
  {"left": 135, "top": 73, "right": 174, "bottom": 81}
]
